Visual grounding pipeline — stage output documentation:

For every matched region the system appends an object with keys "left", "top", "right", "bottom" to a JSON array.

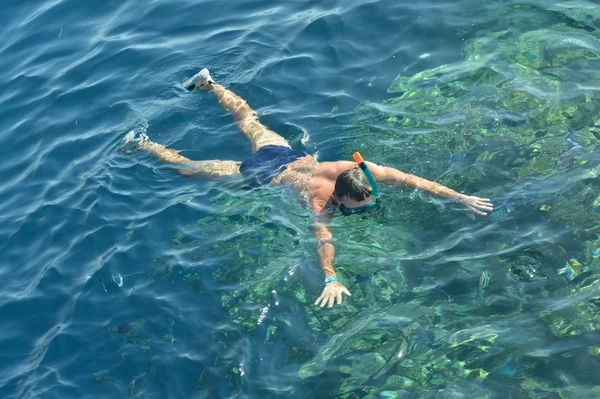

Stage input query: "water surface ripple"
[{"left": 2, "top": 0, "right": 600, "bottom": 398}]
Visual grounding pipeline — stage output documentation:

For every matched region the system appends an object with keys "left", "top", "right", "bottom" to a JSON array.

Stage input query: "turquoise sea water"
[{"left": 3, "top": 0, "right": 600, "bottom": 398}]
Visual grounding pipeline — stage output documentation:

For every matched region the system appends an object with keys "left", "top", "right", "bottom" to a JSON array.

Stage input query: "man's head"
[
  {"left": 334, "top": 167, "right": 380, "bottom": 215},
  {"left": 334, "top": 167, "right": 371, "bottom": 201}
]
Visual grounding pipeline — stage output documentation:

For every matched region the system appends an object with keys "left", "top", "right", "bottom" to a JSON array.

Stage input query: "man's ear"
[{"left": 331, "top": 194, "right": 339, "bottom": 205}]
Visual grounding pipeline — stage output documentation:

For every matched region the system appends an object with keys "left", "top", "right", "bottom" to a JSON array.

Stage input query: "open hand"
[
  {"left": 315, "top": 281, "right": 352, "bottom": 308},
  {"left": 461, "top": 195, "right": 493, "bottom": 216}
]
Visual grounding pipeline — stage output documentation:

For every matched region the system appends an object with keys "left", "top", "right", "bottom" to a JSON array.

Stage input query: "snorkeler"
[{"left": 123, "top": 68, "right": 494, "bottom": 308}]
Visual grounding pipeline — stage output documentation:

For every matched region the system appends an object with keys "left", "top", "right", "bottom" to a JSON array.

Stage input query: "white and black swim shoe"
[{"left": 182, "top": 68, "right": 214, "bottom": 91}]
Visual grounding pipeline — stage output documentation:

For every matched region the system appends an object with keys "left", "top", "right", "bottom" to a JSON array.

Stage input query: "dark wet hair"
[{"left": 334, "top": 167, "right": 372, "bottom": 201}]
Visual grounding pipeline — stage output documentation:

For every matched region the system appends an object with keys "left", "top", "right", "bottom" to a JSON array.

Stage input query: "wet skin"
[
  {"left": 139, "top": 74, "right": 494, "bottom": 309},
  {"left": 273, "top": 158, "right": 494, "bottom": 308}
]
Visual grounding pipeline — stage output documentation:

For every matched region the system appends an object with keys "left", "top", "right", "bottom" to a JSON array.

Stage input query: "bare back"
[{"left": 273, "top": 157, "right": 355, "bottom": 213}]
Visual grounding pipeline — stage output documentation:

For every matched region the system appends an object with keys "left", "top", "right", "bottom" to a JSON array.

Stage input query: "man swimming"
[{"left": 123, "top": 68, "right": 494, "bottom": 308}]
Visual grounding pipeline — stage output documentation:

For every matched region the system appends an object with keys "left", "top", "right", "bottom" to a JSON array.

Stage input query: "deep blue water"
[{"left": 3, "top": 0, "right": 600, "bottom": 398}]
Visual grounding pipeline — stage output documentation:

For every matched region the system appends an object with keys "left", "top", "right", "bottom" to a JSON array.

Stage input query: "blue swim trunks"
[{"left": 239, "top": 145, "right": 305, "bottom": 187}]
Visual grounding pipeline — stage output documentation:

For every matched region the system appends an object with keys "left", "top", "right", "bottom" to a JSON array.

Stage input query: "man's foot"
[
  {"left": 183, "top": 68, "right": 215, "bottom": 91},
  {"left": 120, "top": 129, "right": 149, "bottom": 153}
]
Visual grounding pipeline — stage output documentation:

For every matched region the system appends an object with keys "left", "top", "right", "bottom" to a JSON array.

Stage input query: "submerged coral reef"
[{"left": 161, "top": 2, "right": 600, "bottom": 397}]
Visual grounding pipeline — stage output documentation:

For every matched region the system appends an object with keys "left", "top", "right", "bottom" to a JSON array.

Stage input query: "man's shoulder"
[{"left": 316, "top": 160, "right": 355, "bottom": 177}]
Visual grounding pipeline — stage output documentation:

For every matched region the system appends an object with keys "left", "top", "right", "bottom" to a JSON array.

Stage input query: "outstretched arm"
[
  {"left": 366, "top": 162, "right": 493, "bottom": 216},
  {"left": 310, "top": 204, "right": 351, "bottom": 308}
]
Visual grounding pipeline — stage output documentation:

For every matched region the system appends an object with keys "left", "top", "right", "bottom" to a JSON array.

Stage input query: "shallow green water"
[
  {"left": 187, "top": 2, "right": 600, "bottom": 397},
  {"left": 4, "top": 0, "right": 600, "bottom": 398}
]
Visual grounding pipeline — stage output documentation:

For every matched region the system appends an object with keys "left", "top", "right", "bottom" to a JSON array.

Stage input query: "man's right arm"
[
  {"left": 311, "top": 214, "right": 337, "bottom": 279},
  {"left": 310, "top": 205, "right": 352, "bottom": 308}
]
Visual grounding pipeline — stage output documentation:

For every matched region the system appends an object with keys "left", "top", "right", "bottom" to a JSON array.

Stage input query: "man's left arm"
[{"left": 366, "top": 162, "right": 494, "bottom": 216}]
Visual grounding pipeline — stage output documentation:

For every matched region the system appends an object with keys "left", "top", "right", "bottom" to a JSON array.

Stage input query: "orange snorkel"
[{"left": 353, "top": 152, "right": 380, "bottom": 198}]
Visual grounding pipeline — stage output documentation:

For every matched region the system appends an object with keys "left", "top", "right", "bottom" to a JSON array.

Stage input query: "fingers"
[
  {"left": 316, "top": 286, "right": 352, "bottom": 309},
  {"left": 471, "top": 207, "right": 487, "bottom": 216},
  {"left": 477, "top": 200, "right": 493, "bottom": 208},
  {"left": 466, "top": 200, "right": 493, "bottom": 215},
  {"left": 327, "top": 294, "right": 335, "bottom": 308},
  {"left": 471, "top": 198, "right": 493, "bottom": 207},
  {"left": 475, "top": 202, "right": 494, "bottom": 211},
  {"left": 315, "top": 293, "right": 328, "bottom": 308}
]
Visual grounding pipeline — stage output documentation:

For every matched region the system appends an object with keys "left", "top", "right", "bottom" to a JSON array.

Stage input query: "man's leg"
[
  {"left": 123, "top": 131, "right": 241, "bottom": 179},
  {"left": 185, "top": 69, "right": 290, "bottom": 154}
]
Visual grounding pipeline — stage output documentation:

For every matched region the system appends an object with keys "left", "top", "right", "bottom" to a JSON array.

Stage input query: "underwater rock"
[
  {"left": 299, "top": 309, "right": 425, "bottom": 384},
  {"left": 339, "top": 352, "right": 387, "bottom": 390},
  {"left": 501, "top": 112, "right": 527, "bottom": 127},
  {"left": 379, "top": 390, "right": 412, "bottom": 399},
  {"left": 128, "top": 371, "right": 146, "bottom": 397},
  {"left": 354, "top": 21, "right": 600, "bottom": 195},
  {"left": 388, "top": 55, "right": 504, "bottom": 94},
  {"left": 557, "top": 245, "right": 588, "bottom": 283},
  {"left": 383, "top": 375, "right": 418, "bottom": 391},
  {"left": 558, "top": 257, "right": 586, "bottom": 282},
  {"left": 547, "top": 0, "right": 600, "bottom": 30},
  {"left": 373, "top": 338, "right": 410, "bottom": 380},
  {"left": 370, "top": 268, "right": 407, "bottom": 304},
  {"left": 112, "top": 319, "right": 145, "bottom": 336},
  {"left": 501, "top": 248, "right": 549, "bottom": 283},
  {"left": 538, "top": 289, "right": 600, "bottom": 338},
  {"left": 90, "top": 370, "right": 117, "bottom": 385},
  {"left": 519, "top": 371, "right": 600, "bottom": 398},
  {"left": 396, "top": 359, "right": 428, "bottom": 384},
  {"left": 168, "top": 7, "right": 600, "bottom": 395},
  {"left": 509, "top": 263, "right": 546, "bottom": 282},
  {"left": 556, "top": 137, "right": 586, "bottom": 168},
  {"left": 416, "top": 326, "right": 435, "bottom": 349},
  {"left": 541, "top": 310, "right": 578, "bottom": 338},
  {"left": 448, "top": 325, "right": 499, "bottom": 349},
  {"left": 489, "top": 200, "right": 515, "bottom": 223}
]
